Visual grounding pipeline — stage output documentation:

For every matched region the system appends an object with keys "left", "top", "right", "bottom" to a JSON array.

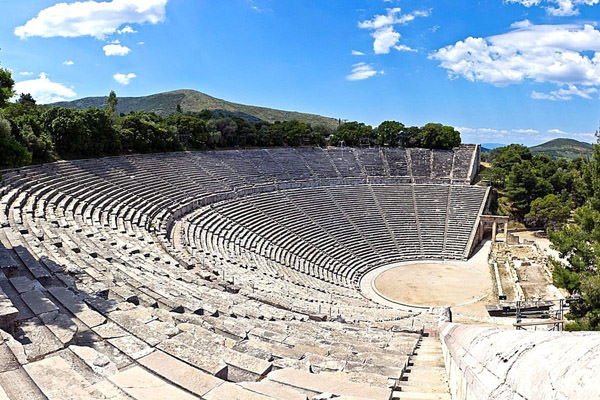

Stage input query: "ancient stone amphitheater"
[{"left": 0, "top": 145, "right": 597, "bottom": 400}]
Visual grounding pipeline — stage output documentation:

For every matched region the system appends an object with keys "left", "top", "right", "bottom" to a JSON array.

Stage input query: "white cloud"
[
  {"left": 346, "top": 63, "right": 382, "bottom": 81},
  {"left": 395, "top": 44, "right": 418, "bottom": 52},
  {"left": 13, "top": 73, "right": 76, "bottom": 104},
  {"left": 548, "top": 128, "right": 568, "bottom": 134},
  {"left": 358, "top": 8, "right": 429, "bottom": 55},
  {"left": 103, "top": 44, "right": 131, "bottom": 56},
  {"left": 505, "top": 0, "right": 599, "bottom": 16},
  {"left": 458, "top": 125, "right": 595, "bottom": 145},
  {"left": 63, "top": 60, "right": 74, "bottom": 66},
  {"left": 430, "top": 23, "right": 600, "bottom": 97},
  {"left": 137, "top": 41, "right": 145, "bottom": 45},
  {"left": 15, "top": 0, "right": 167, "bottom": 40},
  {"left": 117, "top": 25, "right": 137, "bottom": 34},
  {"left": 371, "top": 26, "right": 401, "bottom": 54},
  {"left": 19, "top": 71, "right": 34, "bottom": 76},
  {"left": 113, "top": 72, "right": 136, "bottom": 85},
  {"left": 531, "top": 84, "right": 598, "bottom": 100},
  {"left": 351, "top": 50, "right": 365, "bottom": 56},
  {"left": 510, "top": 19, "right": 533, "bottom": 29}
]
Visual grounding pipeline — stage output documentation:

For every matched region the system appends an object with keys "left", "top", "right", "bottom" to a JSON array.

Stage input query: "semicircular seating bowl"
[{"left": 0, "top": 146, "right": 486, "bottom": 400}]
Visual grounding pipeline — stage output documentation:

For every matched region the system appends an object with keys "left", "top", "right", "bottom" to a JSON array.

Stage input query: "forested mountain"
[
  {"left": 530, "top": 138, "right": 593, "bottom": 160},
  {"left": 53, "top": 89, "right": 340, "bottom": 130}
]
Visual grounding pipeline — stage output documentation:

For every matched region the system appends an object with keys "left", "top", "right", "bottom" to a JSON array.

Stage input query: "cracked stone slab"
[
  {"left": 39, "top": 311, "right": 78, "bottom": 346},
  {"left": 17, "top": 318, "right": 64, "bottom": 361},
  {"left": 108, "top": 335, "right": 153, "bottom": 360},
  {"left": 70, "top": 345, "right": 118, "bottom": 378}
]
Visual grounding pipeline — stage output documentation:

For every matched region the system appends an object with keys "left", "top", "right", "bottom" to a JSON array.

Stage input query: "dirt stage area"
[{"left": 374, "top": 262, "right": 492, "bottom": 307}]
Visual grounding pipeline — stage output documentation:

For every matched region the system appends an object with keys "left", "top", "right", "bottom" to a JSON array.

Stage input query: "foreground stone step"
[
  {"left": 109, "top": 365, "right": 198, "bottom": 400},
  {"left": 267, "top": 368, "right": 391, "bottom": 400},
  {"left": 392, "top": 391, "right": 451, "bottom": 400},
  {"left": 204, "top": 382, "right": 279, "bottom": 400},
  {"left": 138, "top": 350, "right": 224, "bottom": 397},
  {"left": 240, "top": 379, "right": 310, "bottom": 400},
  {"left": 23, "top": 355, "right": 115, "bottom": 400},
  {"left": 0, "top": 368, "right": 46, "bottom": 400}
]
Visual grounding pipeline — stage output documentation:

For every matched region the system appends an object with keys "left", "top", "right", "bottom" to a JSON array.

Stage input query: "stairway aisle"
[{"left": 392, "top": 333, "right": 451, "bottom": 400}]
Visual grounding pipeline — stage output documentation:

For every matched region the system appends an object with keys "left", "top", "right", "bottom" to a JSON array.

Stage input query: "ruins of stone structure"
[{"left": 0, "top": 145, "right": 595, "bottom": 399}]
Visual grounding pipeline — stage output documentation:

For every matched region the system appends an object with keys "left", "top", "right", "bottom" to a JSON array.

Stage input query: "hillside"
[
  {"left": 529, "top": 138, "right": 593, "bottom": 160},
  {"left": 52, "top": 89, "right": 340, "bottom": 130}
]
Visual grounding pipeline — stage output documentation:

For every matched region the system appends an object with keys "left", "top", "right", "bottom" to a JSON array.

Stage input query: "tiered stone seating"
[{"left": 0, "top": 144, "right": 484, "bottom": 399}]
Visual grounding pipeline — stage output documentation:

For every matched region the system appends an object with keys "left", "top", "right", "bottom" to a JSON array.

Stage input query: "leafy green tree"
[
  {"left": 0, "top": 115, "right": 31, "bottom": 168},
  {"left": 106, "top": 90, "right": 118, "bottom": 116},
  {"left": 488, "top": 144, "right": 532, "bottom": 170},
  {"left": 329, "top": 121, "right": 373, "bottom": 146},
  {"left": 376, "top": 121, "right": 404, "bottom": 146},
  {"left": 119, "top": 112, "right": 180, "bottom": 153},
  {"left": 417, "top": 123, "right": 461, "bottom": 149},
  {"left": 402, "top": 126, "right": 422, "bottom": 147},
  {"left": 0, "top": 65, "right": 14, "bottom": 108},
  {"left": 505, "top": 161, "right": 552, "bottom": 217},
  {"left": 565, "top": 275, "right": 600, "bottom": 331},
  {"left": 525, "top": 194, "right": 570, "bottom": 229},
  {"left": 17, "top": 93, "right": 36, "bottom": 106}
]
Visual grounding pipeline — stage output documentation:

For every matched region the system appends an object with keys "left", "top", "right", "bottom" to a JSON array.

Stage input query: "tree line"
[{"left": 0, "top": 66, "right": 461, "bottom": 170}]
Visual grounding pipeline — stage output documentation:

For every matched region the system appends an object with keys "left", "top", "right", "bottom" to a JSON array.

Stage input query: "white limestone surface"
[{"left": 439, "top": 322, "right": 600, "bottom": 400}]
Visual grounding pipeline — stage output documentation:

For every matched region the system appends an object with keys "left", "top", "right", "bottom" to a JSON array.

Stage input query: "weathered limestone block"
[
  {"left": 70, "top": 345, "right": 118, "bottom": 377},
  {"left": 440, "top": 322, "right": 600, "bottom": 400},
  {"left": 109, "top": 365, "right": 197, "bottom": 400},
  {"left": 23, "top": 355, "right": 106, "bottom": 400},
  {"left": 138, "top": 350, "right": 224, "bottom": 397}
]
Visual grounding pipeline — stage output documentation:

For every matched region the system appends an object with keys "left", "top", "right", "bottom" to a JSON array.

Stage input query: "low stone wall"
[{"left": 439, "top": 322, "right": 600, "bottom": 399}]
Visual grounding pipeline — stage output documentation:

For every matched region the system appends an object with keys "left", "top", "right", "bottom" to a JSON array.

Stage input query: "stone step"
[
  {"left": 0, "top": 368, "right": 46, "bottom": 400},
  {"left": 410, "top": 358, "right": 445, "bottom": 368},
  {"left": 23, "top": 355, "right": 110, "bottom": 400},
  {"left": 109, "top": 365, "right": 198, "bottom": 400},
  {"left": 399, "top": 381, "right": 450, "bottom": 393},
  {"left": 240, "top": 379, "right": 309, "bottom": 400},
  {"left": 267, "top": 368, "right": 391, "bottom": 400},
  {"left": 138, "top": 350, "right": 224, "bottom": 397},
  {"left": 392, "top": 390, "right": 451, "bottom": 400}
]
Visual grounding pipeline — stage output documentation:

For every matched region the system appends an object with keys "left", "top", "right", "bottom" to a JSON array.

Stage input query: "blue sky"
[{"left": 1, "top": 0, "right": 600, "bottom": 145}]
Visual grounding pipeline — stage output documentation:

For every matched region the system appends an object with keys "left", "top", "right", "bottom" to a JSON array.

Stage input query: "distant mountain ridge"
[
  {"left": 529, "top": 138, "right": 593, "bottom": 160},
  {"left": 52, "top": 89, "right": 340, "bottom": 130}
]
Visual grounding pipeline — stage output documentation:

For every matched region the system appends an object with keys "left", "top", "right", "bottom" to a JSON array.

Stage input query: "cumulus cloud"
[
  {"left": 505, "top": 0, "right": 599, "bottom": 16},
  {"left": 346, "top": 63, "right": 382, "bottom": 81},
  {"left": 117, "top": 25, "right": 137, "bottom": 34},
  {"left": 19, "top": 71, "right": 34, "bottom": 76},
  {"left": 358, "top": 8, "right": 429, "bottom": 54},
  {"left": 351, "top": 50, "right": 365, "bottom": 56},
  {"left": 430, "top": 23, "right": 600, "bottom": 97},
  {"left": 103, "top": 44, "right": 131, "bottom": 56},
  {"left": 13, "top": 73, "right": 76, "bottom": 104},
  {"left": 531, "top": 84, "right": 598, "bottom": 100},
  {"left": 113, "top": 72, "right": 136, "bottom": 85},
  {"left": 14, "top": 0, "right": 167, "bottom": 40},
  {"left": 63, "top": 60, "right": 74, "bottom": 66}
]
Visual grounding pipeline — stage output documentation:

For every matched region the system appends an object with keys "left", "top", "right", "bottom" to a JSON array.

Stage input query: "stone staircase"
[{"left": 392, "top": 333, "right": 451, "bottom": 400}]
